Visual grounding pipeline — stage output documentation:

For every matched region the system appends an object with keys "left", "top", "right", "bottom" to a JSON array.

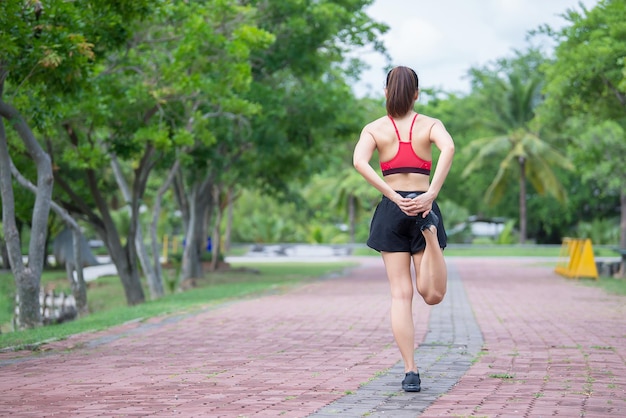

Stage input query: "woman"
[{"left": 353, "top": 66, "right": 455, "bottom": 392}]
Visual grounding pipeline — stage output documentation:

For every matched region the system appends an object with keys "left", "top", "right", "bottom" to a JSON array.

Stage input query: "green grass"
[
  {"left": 0, "top": 261, "right": 356, "bottom": 350},
  {"left": 444, "top": 246, "right": 562, "bottom": 257},
  {"left": 579, "top": 275, "right": 626, "bottom": 296}
]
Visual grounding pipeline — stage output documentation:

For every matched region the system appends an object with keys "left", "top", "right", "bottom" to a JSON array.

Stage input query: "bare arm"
[
  {"left": 413, "top": 120, "right": 455, "bottom": 216},
  {"left": 353, "top": 127, "right": 414, "bottom": 213}
]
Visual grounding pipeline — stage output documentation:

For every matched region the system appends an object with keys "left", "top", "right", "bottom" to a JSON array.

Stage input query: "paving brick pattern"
[
  {"left": 0, "top": 256, "right": 624, "bottom": 418},
  {"left": 423, "top": 258, "right": 626, "bottom": 418},
  {"left": 0, "top": 258, "right": 428, "bottom": 417},
  {"left": 310, "top": 262, "right": 483, "bottom": 417}
]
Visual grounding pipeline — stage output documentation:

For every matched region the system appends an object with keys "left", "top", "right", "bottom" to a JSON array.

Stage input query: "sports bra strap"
[
  {"left": 388, "top": 114, "right": 419, "bottom": 142},
  {"left": 409, "top": 113, "right": 417, "bottom": 141}
]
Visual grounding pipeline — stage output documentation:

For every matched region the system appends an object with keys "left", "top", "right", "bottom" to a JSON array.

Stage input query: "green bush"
[{"left": 574, "top": 218, "right": 620, "bottom": 246}]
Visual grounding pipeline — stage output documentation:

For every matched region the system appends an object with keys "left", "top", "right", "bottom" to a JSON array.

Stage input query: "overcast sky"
[{"left": 352, "top": 0, "right": 600, "bottom": 97}]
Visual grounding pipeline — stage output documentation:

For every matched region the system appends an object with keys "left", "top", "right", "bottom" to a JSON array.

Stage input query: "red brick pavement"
[
  {"left": 0, "top": 258, "right": 430, "bottom": 417},
  {"left": 1, "top": 257, "right": 625, "bottom": 417},
  {"left": 423, "top": 258, "right": 626, "bottom": 418}
]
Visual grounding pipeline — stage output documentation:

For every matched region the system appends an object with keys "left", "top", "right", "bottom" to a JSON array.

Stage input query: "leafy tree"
[
  {"left": 416, "top": 89, "right": 496, "bottom": 218},
  {"left": 0, "top": 0, "right": 150, "bottom": 327},
  {"left": 45, "top": 0, "right": 274, "bottom": 300},
  {"left": 157, "top": 1, "right": 275, "bottom": 280},
  {"left": 461, "top": 50, "right": 573, "bottom": 243},
  {"left": 540, "top": 0, "right": 626, "bottom": 254},
  {"left": 177, "top": 0, "right": 387, "bottom": 276}
]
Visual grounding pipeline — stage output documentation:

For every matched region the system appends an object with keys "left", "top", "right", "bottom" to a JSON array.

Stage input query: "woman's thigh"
[{"left": 382, "top": 251, "right": 413, "bottom": 298}]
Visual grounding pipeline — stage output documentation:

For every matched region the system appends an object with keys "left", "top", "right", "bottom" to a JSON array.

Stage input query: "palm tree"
[{"left": 462, "top": 60, "right": 573, "bottom": 243}]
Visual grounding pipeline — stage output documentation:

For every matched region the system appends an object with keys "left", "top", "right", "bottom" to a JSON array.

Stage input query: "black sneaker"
[
  {"left": 416, "top": 210, "right": 439, "bottom": 232},
  {"left": 402, "top": 371, "right": 421, "bottom": 392}
]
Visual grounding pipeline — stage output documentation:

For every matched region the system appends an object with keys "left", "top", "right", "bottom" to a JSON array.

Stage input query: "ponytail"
[{"left": 385, "top": 66, "right": 419, "bottom": 117}]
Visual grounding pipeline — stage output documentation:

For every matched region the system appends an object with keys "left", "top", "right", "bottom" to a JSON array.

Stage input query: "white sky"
[{"left": 352, "top": 0, "right": 600, "bottom": 97}]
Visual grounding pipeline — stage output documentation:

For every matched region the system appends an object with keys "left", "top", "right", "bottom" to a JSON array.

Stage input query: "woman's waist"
[
  {"left": 383, "top": 190, "right": 427, "bottom": 200},
  {"left": 384, "top": 174, "right": 430, "bottom": 193}
]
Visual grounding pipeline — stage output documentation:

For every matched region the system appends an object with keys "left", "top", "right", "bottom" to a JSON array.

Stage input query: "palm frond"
[
  {"left": 526, "top": 156, "right": 569, "bottom": 203},
  {"left": 461, "top": 135, "right": 511, "bottom": 177},
  {"left": 484, "top": 152, "right": 518, "bottom": 205}
]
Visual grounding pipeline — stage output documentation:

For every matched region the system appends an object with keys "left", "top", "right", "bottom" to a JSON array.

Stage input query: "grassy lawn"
[
  {"left": 0, "top": 261, "right": 356, "bottom": 350},
  {"left": 580, "top": 275, "right": 626, "bottom": 296}
]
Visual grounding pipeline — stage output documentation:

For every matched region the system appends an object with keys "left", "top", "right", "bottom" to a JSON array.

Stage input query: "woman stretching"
[{"left": 353, "top": 66, "right": 455, "bottom": 392}]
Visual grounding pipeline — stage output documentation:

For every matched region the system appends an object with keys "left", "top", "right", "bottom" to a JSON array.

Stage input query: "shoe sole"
[{"left": 402, "top": 384, "right": 421, "bottom": 392}]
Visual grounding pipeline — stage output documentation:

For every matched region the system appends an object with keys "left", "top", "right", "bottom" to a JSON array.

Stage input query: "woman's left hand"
[{"left": 409, "top": 191, "right": 435, "bottom": 217}]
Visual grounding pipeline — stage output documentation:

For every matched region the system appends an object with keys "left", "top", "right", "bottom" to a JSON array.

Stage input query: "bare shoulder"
[
  {"left": 417, "top": 113, "right": 445, "bottom": 129},
  {"left": 363, "top": 115, "right": 389, "bottom": 131},
  {"left": 419, "top": 115, "right": 454, "bottom": 150},
  {"left": 361, "top": 115, "right": 391, "bottom": 139}
]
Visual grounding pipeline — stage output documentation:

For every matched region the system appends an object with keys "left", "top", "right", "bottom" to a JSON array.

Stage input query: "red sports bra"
[{"left": 380, "top": 114, "right": 432, "bottom": 176}]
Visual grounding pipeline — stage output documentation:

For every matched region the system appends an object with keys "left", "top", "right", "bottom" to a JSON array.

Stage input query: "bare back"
[{"left": 367, "top": 112, "right": 437, "bottom": 192}]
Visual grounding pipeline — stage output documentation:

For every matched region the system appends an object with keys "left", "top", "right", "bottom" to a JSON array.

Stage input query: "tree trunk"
[
  {"left": 103, "top": 231, "right": 145, "bottom": 305},
  {"left": 54, "top": 124, "right": 145, "bottom": 306},
  {"left": 0, "top": 95, "right": 53, "bottom": 329},
  {"left": 223, "top": 188, "right": 234, "bottom": 253},
  {"left": 71, "top": 228, "right": 88, "bottom": 315},
  {"left": 14, "top": 270, "right": 41, "bottom": 328},
  {"left": 182, "top": 187, "right": 204, "bottom": 280},
  {"left": 0, "top": 237, "right": 9, "bottom": 269},
  {"left": 181, "top": 178, "right": 213, "bottom": 281},
  {"left": 86, "top": 171, "right": 145, "bottom": 305},
  {"left": 209, "top": 185, "right": 222, "bottom": 272},
  {"left": 110, "top": 153, "right": 161, "bottom": 299},
  {"left": 10, "top": 159, "right": 88, "bottom": 315},
  {"left": 150, "top": 160, "right": 180, "bottom": 297},
  {"left": 44, "top": 223, "right": 52, "bottom": 269},
  {"left": 173, "top": 172, "right": 190, "bottom": 235},
  {"left": 519, "top": 156, "right": 527, "bottom": 244}
]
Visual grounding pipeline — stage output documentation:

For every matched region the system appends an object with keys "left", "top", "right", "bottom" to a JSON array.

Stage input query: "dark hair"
[{"left": 385, "top": 66, "right": 419, "bottom": 117}]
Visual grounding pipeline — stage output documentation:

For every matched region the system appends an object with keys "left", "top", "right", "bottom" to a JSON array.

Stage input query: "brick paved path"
[
  {"left": 424, "top": 258, "right": 626, "bottom": 418},
  {"left": 0, "top": 257, "right": 625, "bottom": 417}
]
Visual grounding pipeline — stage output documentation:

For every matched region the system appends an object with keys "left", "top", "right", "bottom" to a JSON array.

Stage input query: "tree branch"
[{"left": 602, "top": 76, "right": 626, "bottom": 106}]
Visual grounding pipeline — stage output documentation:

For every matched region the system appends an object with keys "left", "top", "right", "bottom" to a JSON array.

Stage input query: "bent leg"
[
  {"left": 413, "top": 225, "right": 447, "bottom": 305},
  {"left": 381, "top": 251, "right": 417, "bottom": 373}
]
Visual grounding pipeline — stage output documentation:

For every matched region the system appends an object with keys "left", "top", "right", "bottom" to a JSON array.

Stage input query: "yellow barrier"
[{"left": 554, "top": 238, "right": 598, "bottom": 279}]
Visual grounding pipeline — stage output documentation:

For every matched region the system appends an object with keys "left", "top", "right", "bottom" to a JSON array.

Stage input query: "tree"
[
  {"left": 540, "top": 0, "right": 626, "bottom": 257},
  {"left": 151, "top": 1, "right": 275, "bottom": 281},
  {"left": 462, "top": 51, "right": 573, "bottom": 243},
  {"left": 0, "top": 0, "right": 151, "bottom": 326},
  {"left": 176, "top": 0, "right": 388, "bottom": 278},
  {"left": 10, "top": 163, "right": 88, "bottom": 316}
]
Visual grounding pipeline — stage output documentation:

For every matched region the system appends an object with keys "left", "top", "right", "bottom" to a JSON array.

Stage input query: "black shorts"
[{"left": 367, "top": 191, "right": 447, "bottom": 254}]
